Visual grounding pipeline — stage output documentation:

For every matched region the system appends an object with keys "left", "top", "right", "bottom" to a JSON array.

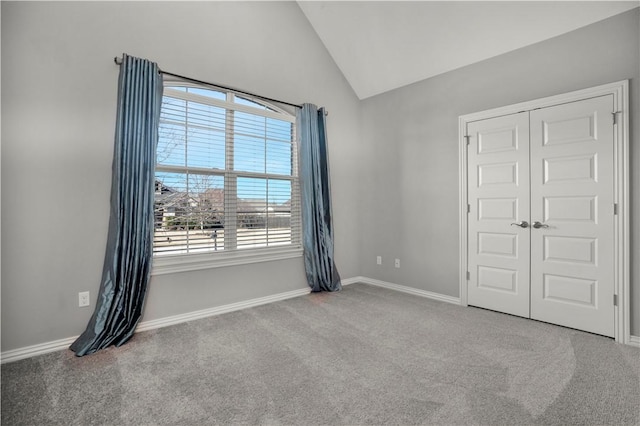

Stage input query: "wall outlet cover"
[{"left": 78, "top": 291, "right": 90, "bottom": 307}]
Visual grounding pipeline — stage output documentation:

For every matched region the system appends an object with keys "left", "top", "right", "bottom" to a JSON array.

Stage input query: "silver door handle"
[
  {"left": 532, "top": 221, "right": 549, "bottom": 229},
  {"left": 510, "top": 221, "right": 529, "bottom": 228}
]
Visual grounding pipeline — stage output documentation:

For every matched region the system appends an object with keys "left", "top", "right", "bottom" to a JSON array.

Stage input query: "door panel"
[
  {"left": 478, "top": 198, "right": 518, "bottom": 220},
  {"left": 543, "top": 196, "right": 596, "bottom": 222},
  {"left": 530, "top": 95, "right": 614, "bottom": 337},
  {"left": 543, "top": 236, "right": 597, "bottom": 265},
  {"left": 543, "top": 154, "right": 596, "bottom": 184},
  {"left": 467, "top": 112, "right": 530, "bottom": 317},
  {"left": 542, "top": 274, "right": 597, "bottom": 307},
  {"left": 478, "top": 232, "right": 518, "bottom": 258}
]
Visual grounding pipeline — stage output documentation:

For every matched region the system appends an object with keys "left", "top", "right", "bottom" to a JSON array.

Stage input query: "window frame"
[{"left": 152, "top": 81, "right": 302, "bottom": 275}]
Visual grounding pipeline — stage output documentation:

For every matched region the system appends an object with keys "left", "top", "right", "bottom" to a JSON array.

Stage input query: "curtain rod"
[{"left": 114, "top": 56, "right": 311, "bottom": 112}]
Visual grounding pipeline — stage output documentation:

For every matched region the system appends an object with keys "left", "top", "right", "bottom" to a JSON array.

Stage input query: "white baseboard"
[
  {"left": 0, "top": 278, "right": 380, "bottom": 364},
  {"left": 0, "top": 336, "right": 79, "bottom": 365},
  {"left": 2, "top": 276, "right": 633, "bottom": 364},
  {"left": 135, "top": 287, "right": 309, "bottom": 333},
  {"left": 340, "top": 276, "right": 361, "bottom": 286},
  {"left": 354, "top": 276, "right": 461, "bottom": 305},
  {"left": 1, "top": 286, "right": 311, "bottom": 364},
  {"left": 353, "top": 277, "right": 640, "bottom": 344}
]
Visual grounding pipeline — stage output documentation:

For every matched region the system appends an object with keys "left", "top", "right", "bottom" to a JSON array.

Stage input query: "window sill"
[{"left": 151, "top": 246, "right": 303, "bottom": 276}]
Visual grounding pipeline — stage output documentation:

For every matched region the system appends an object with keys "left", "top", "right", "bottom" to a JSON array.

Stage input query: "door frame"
[{"left": 458, "top": 80, "right": 630, "bottom": 344}]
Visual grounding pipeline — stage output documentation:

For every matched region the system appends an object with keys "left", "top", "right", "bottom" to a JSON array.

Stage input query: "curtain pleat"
[
  {"left": 298, "top": 104, "right": 341, "bottom": 292},
  {"left": 70, "top": 54, "right": 163, "bottom": 356}
]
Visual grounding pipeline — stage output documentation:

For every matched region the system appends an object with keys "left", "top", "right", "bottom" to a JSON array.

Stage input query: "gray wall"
[
  {"left": 360, "top": 8, "right": 640, "bottom": 335},
  {"left": 1, "top": 1, "right": 362, "bottom": 352}
]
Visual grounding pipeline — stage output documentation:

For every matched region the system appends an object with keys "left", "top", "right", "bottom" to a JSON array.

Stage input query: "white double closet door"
[{"left": 467, "top": 95, "right": 615, "bottom": 337}]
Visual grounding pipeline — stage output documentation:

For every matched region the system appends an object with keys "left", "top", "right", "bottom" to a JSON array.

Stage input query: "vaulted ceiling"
[{"left": 298, "top": 1, "right": 639, "bottom": 99}]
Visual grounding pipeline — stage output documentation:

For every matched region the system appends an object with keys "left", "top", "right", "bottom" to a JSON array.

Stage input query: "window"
[{"left": 153, "top": 83, "right": 301, "bottom": 273}]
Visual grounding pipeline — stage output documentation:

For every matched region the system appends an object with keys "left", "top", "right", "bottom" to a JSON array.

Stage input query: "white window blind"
[{"left": 154, "top": 84, "right": 301, "bottom": 261}]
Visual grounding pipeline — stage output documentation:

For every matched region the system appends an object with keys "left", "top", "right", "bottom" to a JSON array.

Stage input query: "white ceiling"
[{"left": 298, "top": 1, "right": 640, "bottom": 99}]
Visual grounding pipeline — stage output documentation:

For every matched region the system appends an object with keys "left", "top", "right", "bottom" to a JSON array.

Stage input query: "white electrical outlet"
[
  {"left": 78, "top": 291, "right": 90, "bottom": 307},
  {"left": 376, "top": 256, "right": 382, "bottom": 265},
  {"left": 395, "top": 258, "right": 400, "bottom": 268}
]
